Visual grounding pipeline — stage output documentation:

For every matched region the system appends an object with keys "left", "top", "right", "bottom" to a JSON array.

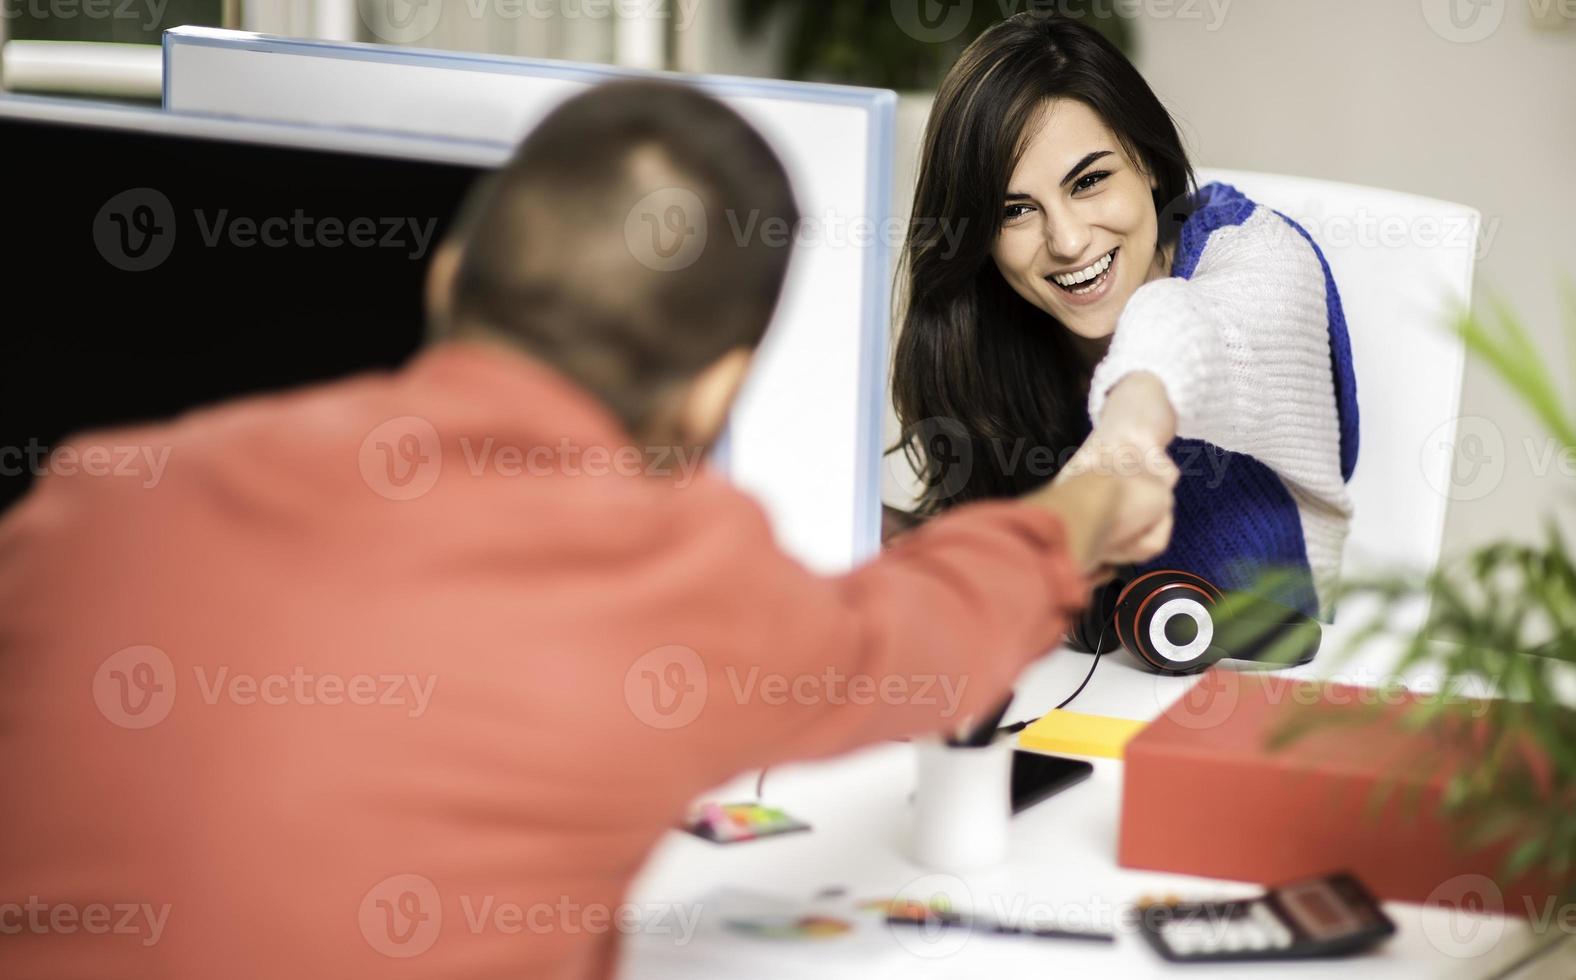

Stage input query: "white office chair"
[{"left": 1197, "top": 168, "right": 1481, "bottom": 585}]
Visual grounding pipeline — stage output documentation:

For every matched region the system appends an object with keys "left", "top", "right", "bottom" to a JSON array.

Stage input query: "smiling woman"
[{"left": 890, "top": 11, "right": 1360, "bottom": 622}]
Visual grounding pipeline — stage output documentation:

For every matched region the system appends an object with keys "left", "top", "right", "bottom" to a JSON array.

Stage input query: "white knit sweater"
[{"left": 1086, "top": 184, "right": 1358, "bottom": 619}]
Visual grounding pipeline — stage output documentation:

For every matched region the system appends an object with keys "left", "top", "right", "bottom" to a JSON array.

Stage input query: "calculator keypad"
[{"left": 1158, "top": 901, "right": 1295, "bottom": 958}]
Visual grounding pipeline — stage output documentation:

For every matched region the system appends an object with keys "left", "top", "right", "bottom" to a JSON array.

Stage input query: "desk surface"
[{"left": 618, "top": 609, "right": 1560, "bottom": 978}]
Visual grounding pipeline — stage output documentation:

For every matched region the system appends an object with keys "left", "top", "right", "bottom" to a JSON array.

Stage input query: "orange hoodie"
[{"left": 0, "top": 341, "right": 1089, "bottom": 979}]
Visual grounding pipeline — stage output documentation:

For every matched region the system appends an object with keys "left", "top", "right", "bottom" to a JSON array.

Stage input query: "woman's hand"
[
  {"left": 1024, "top": 462, "right": 1176, "bottom": 580},
  {"left": 1063, "top": 371, "right": 1179, "bottom": 485}
]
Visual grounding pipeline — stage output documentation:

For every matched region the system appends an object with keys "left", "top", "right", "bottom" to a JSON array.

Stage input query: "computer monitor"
[
  {"left": 0, "top": 96, "right": 494, "bottom": 518},
  {"left": 1, "top": 91, "right": 887, "bottom": 572},
  {"left": 160, "top": 29, "right": 896, "bottom": 573}
]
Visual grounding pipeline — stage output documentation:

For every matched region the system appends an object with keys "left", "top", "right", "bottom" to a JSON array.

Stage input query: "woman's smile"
[{"left": 1047, "top": 245, "right": 1119, "bottom": 305}]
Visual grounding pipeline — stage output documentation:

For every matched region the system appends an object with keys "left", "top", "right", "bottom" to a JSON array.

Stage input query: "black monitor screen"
[{"left": 1, "top": 109, "right": 490, "bottom": 513}]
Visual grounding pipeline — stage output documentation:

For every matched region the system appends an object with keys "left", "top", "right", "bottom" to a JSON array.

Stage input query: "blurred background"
[{"left": 3, "top": 0, "right": 1572, "bottom": 562}]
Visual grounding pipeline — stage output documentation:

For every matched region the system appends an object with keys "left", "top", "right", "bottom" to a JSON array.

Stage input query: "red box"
[{"left": 1119, "top": 669, "right": 1565, "bottom": 915}]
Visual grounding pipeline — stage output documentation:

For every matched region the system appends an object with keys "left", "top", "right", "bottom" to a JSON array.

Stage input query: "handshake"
[
  {"left": 1026, "top": 440, "right": 1177, "bottom": 586},
  {"left": 1030, "top": 371, "right": 1181, "bottom": 584},
  {"left": 885, "top": 375, "right": 1181, "bottom": 585}
]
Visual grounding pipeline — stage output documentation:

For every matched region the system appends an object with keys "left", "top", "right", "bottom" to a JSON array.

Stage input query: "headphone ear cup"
[
  {"left": 1113, "top": 571, "right": 1226, "bottom": 675},
  {"left": 1067, "top": 573, "right": 1128, "bottom": 654}
]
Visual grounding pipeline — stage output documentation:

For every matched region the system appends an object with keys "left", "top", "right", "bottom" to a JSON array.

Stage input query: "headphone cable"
[{"left": 998, "top": 619, "right": 1109, "bottom": 736}]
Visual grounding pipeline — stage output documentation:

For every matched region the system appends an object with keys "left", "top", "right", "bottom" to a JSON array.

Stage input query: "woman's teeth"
[{"left": 1051, "top": 249, "right": 1115, "bottom": 293}]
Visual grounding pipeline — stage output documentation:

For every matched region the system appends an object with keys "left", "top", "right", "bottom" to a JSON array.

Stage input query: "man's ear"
[
  {"left": 425, "top": 241, "right": 464, "bottom": 329},
  {"left": 678, "top": 347, "right": 753, "bottom": 448}
]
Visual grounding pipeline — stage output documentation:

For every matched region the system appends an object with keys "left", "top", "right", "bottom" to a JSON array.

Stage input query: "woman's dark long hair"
[{"left": 892, "top": 11, "right": 1195, "bottom": 516}]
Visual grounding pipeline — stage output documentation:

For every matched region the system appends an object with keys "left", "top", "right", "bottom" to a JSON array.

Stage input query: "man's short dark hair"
[{"left": 446, "top": 79, "right": 800, "bottom": 431}]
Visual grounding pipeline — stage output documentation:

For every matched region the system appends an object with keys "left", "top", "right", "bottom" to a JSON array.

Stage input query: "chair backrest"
[{"left": 1197, "top": 168, "right": 1481, "bottom": 581}]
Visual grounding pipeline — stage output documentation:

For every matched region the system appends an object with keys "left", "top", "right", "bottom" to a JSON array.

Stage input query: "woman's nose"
[{"left": 1043, "top": 209, "right": 1092, "bottom": 262}]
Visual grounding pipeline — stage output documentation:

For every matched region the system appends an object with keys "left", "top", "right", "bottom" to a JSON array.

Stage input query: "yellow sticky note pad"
[{"left": 1016, "top": 710, "right": 1149, "bottom": 759}]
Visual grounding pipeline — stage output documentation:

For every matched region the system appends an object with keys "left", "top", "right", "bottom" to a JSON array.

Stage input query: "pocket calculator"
[{"left": 1135, "top": 872, "right": 1396, "bottom": 962}]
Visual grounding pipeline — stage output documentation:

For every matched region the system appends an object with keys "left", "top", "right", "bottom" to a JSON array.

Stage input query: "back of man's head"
[{"left": 444, "top": 80, "right": 800, "bottom": 432}]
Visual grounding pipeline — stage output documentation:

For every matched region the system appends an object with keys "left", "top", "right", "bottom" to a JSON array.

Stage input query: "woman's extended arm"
[{"left": 1081, "top": 205, "right": 1354, "bottom": 504}]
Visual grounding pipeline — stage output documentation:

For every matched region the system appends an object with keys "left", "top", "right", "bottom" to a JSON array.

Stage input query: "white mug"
[{"left": 909, "top": 734, "right": 1014, "bottom": 872}]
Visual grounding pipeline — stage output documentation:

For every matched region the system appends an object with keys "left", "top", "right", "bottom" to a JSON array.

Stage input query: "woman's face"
[{"left": 991, "top": 98, "right": 1167, "bottom": 343}]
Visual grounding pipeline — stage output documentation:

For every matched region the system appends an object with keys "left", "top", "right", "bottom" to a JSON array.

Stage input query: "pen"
[
  {"left": 886, "top": 907, "right": 1114, "bottom": 943},
  {"left": 950, "top": 694, "right": 1015, "bottom": 747}
]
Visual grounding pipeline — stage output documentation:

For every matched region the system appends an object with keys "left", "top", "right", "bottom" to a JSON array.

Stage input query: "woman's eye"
[
  {"left": 1073, "top": 171, "right": 1110, "bottom": 193},
  {"left": 1002, "top": 203, "right": 1033, "bottom": 222}
]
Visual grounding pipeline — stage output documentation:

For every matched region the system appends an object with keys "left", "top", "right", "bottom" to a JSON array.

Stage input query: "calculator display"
[{"left": 1279, "top": 881, "right": 1362, "bottom": 939}]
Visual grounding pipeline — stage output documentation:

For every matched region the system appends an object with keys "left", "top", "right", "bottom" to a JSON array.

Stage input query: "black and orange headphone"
[{"left": 1066, "top": 568, "right": 1323, "bottom": 675}]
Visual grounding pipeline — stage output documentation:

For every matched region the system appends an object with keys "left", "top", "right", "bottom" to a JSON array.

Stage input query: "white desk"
[{"left": 618, "top": 612, "right": 1558, "bottom": 978}]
